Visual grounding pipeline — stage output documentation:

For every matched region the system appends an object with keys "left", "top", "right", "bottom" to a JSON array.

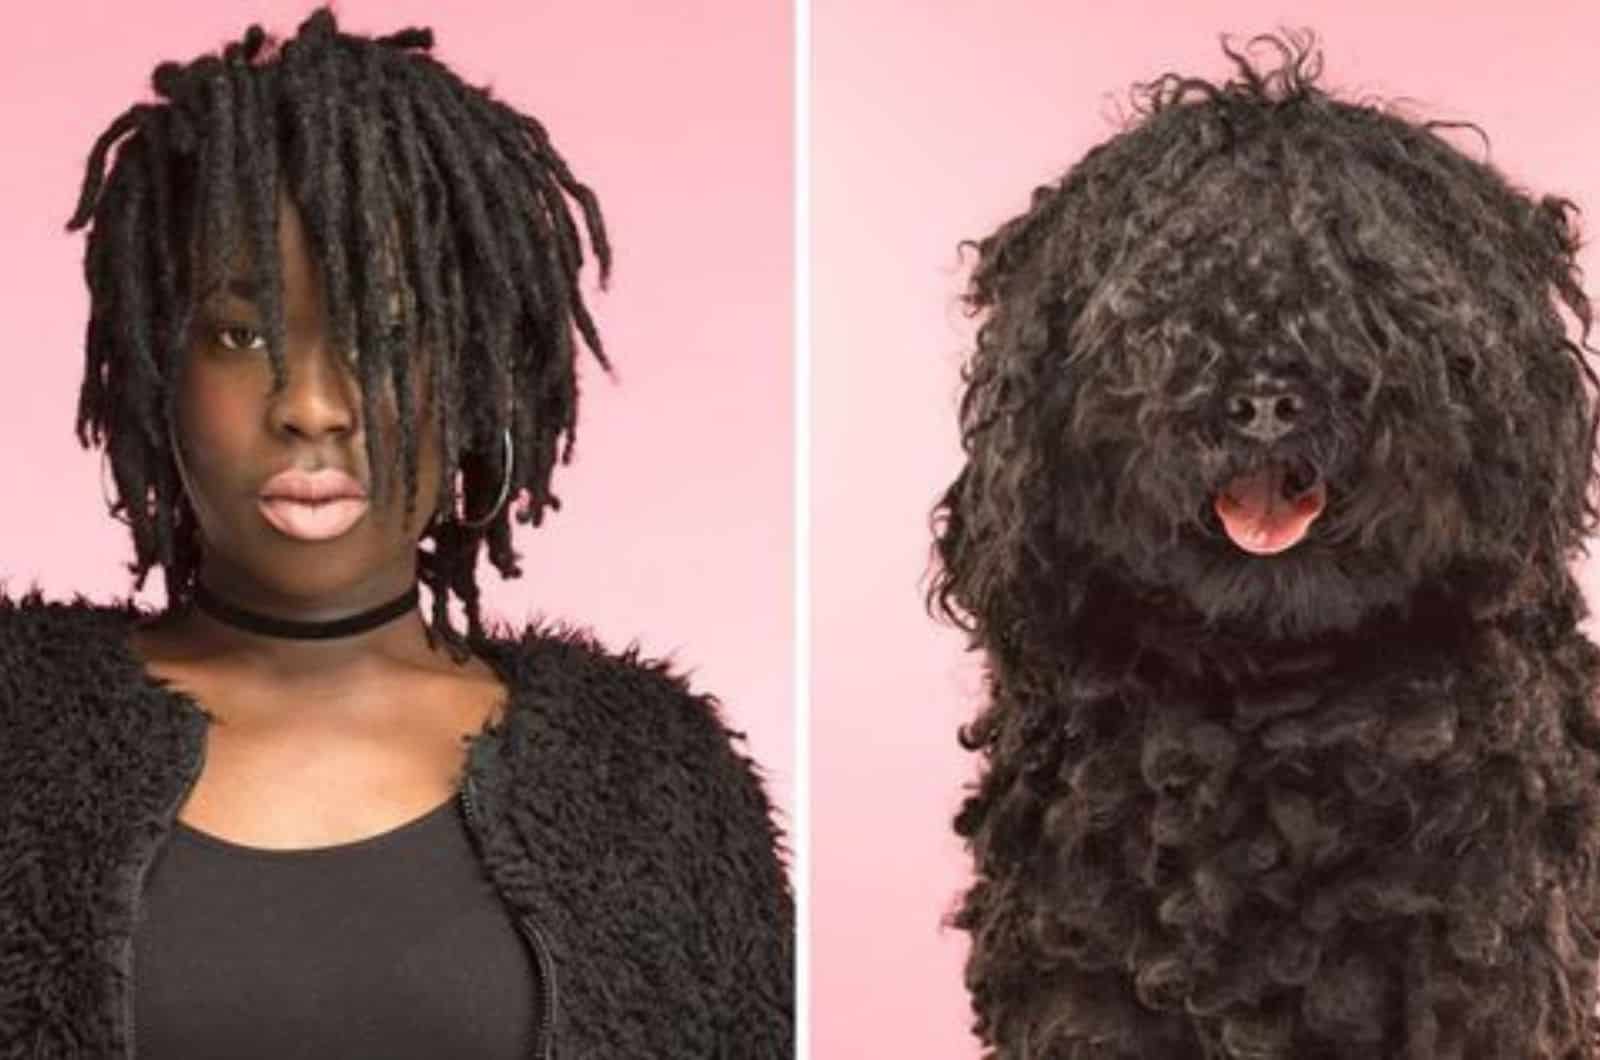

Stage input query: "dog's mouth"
[{"left": 1212, "top": 457, "right": 1327, "bottom": 556}]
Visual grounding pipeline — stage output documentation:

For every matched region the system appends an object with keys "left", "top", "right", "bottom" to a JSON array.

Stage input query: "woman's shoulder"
[
  {"left": 480, "top": 615, "right": 788, "bottom": 865},
  {"left": 0, "top": 587, "right": 158, "bottom": 756},
  {"left": 480, "top": 616, "right": 773, "bottom": 788},
  {"left": 0, "top": 585, "right": 144, "bottom": 670},
  {"left": 481, "top": 616, "right": 736, "bottom": 739}
]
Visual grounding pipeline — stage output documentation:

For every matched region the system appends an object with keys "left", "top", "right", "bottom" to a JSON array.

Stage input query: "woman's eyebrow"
[{"left": 226, "top": 278, "right": 260, "bottom": 301}]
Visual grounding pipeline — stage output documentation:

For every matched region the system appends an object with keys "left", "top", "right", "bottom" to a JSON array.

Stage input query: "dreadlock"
[{"left": 67, "top": 7, "right": 611, "bottom": 660}]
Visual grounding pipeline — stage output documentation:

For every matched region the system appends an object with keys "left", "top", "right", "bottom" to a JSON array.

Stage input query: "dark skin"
[{"left": 127, "top": 190, "right": 508, "bottom": 850}]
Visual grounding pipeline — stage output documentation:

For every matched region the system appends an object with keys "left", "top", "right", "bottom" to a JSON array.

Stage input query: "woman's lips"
[
  {"left": 257, "top": 466, "right": 368, "bottom": 540},
  {"left": 259, "top": 466, "right": 367, "bottom": 503},
  {"left": 258, "top": 497, "right": 369, "bottom": 541}
]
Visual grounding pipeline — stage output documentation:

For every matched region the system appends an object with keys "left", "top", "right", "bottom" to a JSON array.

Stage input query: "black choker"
[{"left": 192, "top": 581, "right": 420, "bottom": 640}]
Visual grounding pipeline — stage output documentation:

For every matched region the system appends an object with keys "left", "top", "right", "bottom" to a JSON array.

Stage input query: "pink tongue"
[{"left": 1214, "top": 463, "right": 1326, "bottom": 555}]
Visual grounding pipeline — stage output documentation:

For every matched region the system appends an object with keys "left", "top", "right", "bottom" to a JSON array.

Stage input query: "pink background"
[
  {"left": 813, "top": 2, "right": 1600, "bottom": 1057},
  {"left": 0, "top": 2, "right": 792, "bottom": 822}
]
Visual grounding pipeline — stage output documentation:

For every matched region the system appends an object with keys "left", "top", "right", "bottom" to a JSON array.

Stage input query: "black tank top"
[{"left": 132, "top": 794, "right": 539, "bottom": 1059}]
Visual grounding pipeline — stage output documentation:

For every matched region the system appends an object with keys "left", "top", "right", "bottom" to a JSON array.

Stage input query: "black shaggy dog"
[{"left": 930, "top": 32, "right": 1600, "bottom": 1059}]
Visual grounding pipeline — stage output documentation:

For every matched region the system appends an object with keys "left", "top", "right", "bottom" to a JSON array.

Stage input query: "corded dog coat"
[
  {"left": 0, "top": 590, "right": 793, "bottom": 1059},
  {"left": 931, "top": 34, "right": 1600, "bottom": 1058}
]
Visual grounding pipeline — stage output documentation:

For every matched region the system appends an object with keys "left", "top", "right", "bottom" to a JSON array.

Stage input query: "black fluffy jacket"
[{"left": 0, "top": 590, "right": 793, "bottom": 1058}]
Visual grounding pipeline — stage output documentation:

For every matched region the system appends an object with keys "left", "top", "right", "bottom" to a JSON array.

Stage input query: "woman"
[{"left": 1, "top": 9, "right": 791, "bottom": 1058}]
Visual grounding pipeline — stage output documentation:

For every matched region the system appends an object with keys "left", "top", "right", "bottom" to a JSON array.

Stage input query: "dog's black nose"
[{"left": 1225, "top": 381, "right": 1308, "bottom": 443}]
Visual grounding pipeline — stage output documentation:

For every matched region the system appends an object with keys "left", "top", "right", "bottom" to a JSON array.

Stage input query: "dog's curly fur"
[{"left": 930, "top": 31, "right": 1600, "bottom": 1058}]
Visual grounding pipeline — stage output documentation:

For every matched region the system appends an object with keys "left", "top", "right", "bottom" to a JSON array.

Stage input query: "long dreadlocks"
[{"left": 67, "top": 7, "right": 611, "bottom": 659}]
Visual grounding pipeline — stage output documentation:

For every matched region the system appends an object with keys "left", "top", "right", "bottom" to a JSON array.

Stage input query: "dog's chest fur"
[{"left": 964, "top": 608, "right": 1600, "bottom": 1055}]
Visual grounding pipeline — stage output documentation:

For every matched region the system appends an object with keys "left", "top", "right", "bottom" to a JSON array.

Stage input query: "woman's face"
[{"left": 171, "top": 189, "right": 443, "bottom": 612}]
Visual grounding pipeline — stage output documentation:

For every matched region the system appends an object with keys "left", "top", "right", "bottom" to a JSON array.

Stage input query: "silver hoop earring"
[{"left": 455, "top": 427, "right": 515, "bottom": 530}]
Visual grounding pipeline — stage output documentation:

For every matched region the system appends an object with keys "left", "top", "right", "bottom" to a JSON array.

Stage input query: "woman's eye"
[{"left": 216, "top": 324, "right": 266, "bottom": 352}]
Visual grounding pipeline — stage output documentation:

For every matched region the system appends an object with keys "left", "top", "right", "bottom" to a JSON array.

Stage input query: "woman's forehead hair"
[
  {"left": 189, "top": 184, "right": 411, "bottom": 308},
  {"left": 132, "top": 27, "right": 422, "bottom": 335}
]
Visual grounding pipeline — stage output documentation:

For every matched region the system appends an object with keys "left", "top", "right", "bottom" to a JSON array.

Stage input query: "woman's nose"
[{"left": 267, "top": 346, "right": 360, "bottom": 440}]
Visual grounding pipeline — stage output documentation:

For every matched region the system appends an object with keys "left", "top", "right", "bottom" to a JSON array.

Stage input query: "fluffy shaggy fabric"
[
  {"left": 0, "top": 588, "right": 792, "bottom": 1058},
  {"left": 930, "top": 33, "right": 1600, "bottom": 1058}
]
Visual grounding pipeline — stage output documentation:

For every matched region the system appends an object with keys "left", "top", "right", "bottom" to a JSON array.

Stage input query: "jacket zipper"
[
  {"left": 460, "top": 775, "right": 560, "bottom": 1060},
  {"left": 124, "top": 707, "right": 209, "bottom": 1060}
]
